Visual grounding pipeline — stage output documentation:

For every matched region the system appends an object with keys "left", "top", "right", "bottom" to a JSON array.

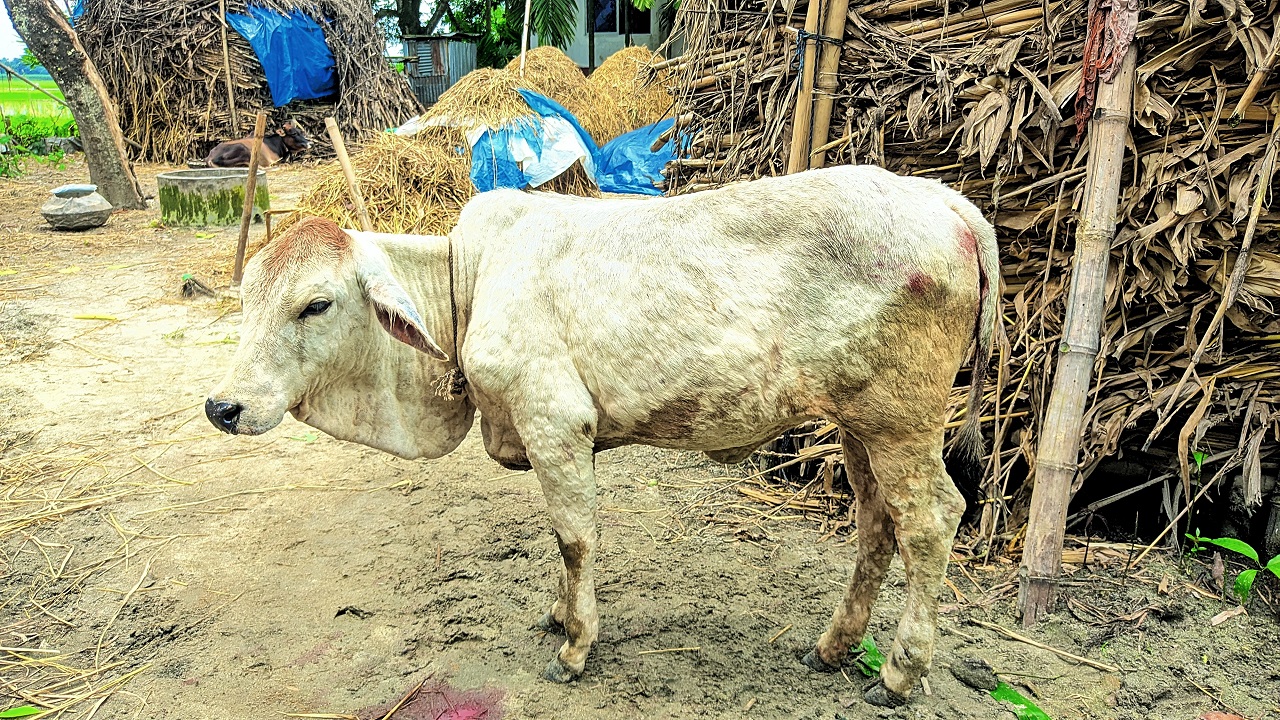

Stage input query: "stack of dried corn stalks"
[
  {"left": 659, "top": 0, "right": 1280, "bottom": 542},
  {"left": 75, "top": 0, "right": 420, "bottom": 162}
]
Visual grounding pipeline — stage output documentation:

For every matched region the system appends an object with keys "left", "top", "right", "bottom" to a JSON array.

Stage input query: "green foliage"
[
  {"left": 990, "top": 682, "right": 1052, "bottom": 720},
  {"left": 0, "top": 706, "right": 43, "bottom": 718},
  {"left": 20, "top": 48, "right": 43, "bottom": 71},
  {"left": 530, "top": 0, "right": 577, "bottom": 49},
  {"left": 853, "top": 635, "right": 885, "bottom": 677},
  {"left": 0, "top": 113, "right": 75, "bottom": 177},
  {"left": 1186, "top": 531, "right": 1280, "bottom": 603}
]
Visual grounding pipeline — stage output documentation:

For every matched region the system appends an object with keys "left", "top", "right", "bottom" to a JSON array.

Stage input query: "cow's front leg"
[{"left": 519, "top": 409, "right": 600, "bottom": 682}]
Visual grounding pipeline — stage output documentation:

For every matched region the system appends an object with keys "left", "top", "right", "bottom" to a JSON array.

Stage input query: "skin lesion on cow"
[{"left": 629, "top": 395, "right": 704, "bottom": 441}]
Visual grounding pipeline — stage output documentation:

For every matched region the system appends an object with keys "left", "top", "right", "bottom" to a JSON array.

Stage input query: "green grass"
[
  {"left": 0, "top": 78, "right": 71, "bottom": 120},
  {"left": 1, "top": 79, "right": 77, "bottom": 177}
]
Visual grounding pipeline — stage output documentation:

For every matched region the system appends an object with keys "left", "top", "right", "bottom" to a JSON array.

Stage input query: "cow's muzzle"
[{"left": 205, "top": 398, "right": 243, "bottom": 434}]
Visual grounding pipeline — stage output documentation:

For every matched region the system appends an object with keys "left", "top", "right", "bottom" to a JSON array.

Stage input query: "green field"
[{"left": 0, "top": 77, "right": 72, "bottom": 119}]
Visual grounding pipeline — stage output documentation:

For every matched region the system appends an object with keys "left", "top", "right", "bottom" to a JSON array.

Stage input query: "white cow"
[{"left": 206, "top": 165, "right": 998, "bottom": 706}]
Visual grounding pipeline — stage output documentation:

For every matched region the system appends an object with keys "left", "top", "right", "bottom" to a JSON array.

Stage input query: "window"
[{"left": 591, "top": 0, "right": 650, "bottom": 34}]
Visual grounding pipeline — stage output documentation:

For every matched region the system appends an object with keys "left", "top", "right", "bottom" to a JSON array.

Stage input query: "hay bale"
[
  {"left": 507, "top": 46, "right": 629, "bottom": 144},
  {"left": 588, "top": 47, "right": 674, "bottom": 133},
  {"left": 76, "top": 0, "right": 421, "bottom": 162},
  {"left": 283, "top": 131, "right": 473, "bottom": 236},
  {"left": 282, "top": 66, "right": 604, "bottom": 238}
]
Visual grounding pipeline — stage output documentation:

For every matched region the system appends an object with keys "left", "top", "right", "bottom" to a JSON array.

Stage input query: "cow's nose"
[{"left": 205, "top": 398, "right": 242, "bottom": 434}]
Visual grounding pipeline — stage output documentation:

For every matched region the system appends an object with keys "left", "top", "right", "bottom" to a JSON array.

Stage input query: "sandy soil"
[{"left": 2, "top": 157, "right": 1278, "bottom": 720}]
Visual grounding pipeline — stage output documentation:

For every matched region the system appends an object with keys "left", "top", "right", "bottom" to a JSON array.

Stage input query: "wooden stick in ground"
[
  {"left": 1144, "top": 124, "right": 1280, "bottom": 448},
  {"left": 325, "top": 117, "right": 373, "bottom": 232},
  {"left": 786, "top": 0, "right": 823, "bottom": 174},
  {"left": 1019, "top": 47, "right": 1136, "bottom": 628},
  {"left": 968, "top": 620, "right": 1120, "bottom": 673},
  {"left": 231, "top": 110, "right": 267, "bottom": 287},
  {"left": 218, "top": 0, "right": 239, "bottom": 136},
  {"left": 807, "top": 0, "right": 851, "bottom": 168},
  {"left": 0, "top": 58, "right": 68, "bottom": 107}
]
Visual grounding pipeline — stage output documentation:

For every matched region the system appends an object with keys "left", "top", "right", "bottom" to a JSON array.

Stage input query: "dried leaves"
[{"left": 664, "top": 0, "right": 1280, "bottom": 534}]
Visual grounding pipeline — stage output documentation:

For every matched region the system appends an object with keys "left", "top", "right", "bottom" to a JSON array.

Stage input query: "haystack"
[
  {"left": 286, "top": 132, "right": 471, "bottom": 235},
  {"left": 588, "top": 47, "right": 673, "bottom": 133},
  {"left": 283, "top": 67, "right": 602, "bottom": 237},
  {"left": 506, "top": 46, "right": 629, "bottom": 144},
  {"left": 75, "top": 0, "right": 421, "bottom": 162}
]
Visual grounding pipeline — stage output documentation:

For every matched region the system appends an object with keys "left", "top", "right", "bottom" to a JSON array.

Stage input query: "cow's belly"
[{"left": 594, "top": 384, "right": 819, "bottom": 454}]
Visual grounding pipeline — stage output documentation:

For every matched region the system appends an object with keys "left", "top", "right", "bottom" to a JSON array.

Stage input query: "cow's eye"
[{"left": 299, "top": 300, "right": 330, "bottom": 319}]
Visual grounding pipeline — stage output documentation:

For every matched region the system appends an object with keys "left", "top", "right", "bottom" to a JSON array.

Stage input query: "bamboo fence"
[
  {"left": 74, "top": 0, "right": 421, "bottom": 162},
  {"left": 657, "top": 0, "right": 1280, "bottom": 548}
]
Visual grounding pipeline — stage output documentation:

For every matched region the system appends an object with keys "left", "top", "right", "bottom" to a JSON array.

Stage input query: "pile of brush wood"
[
  {"left": 75, "top": 0, "right": 421, "bottom": 162},
  {"left": 659, "top": 0, "right": 1280, "bottom": 542}
]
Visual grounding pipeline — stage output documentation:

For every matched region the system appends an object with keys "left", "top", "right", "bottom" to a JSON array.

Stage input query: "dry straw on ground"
[
  {"left": 588, "top": 47, "right": 674, "bottom": 134},
  {"left": 75, "top": 0, "right": 421, "bottom": 162},
  {"left": 0, "top": 434, "right": 154, "bottom": 716},
  {"left": 507, "top": 46, "right": 629, "bottom": 144},
  {"left": 662, "top": 0, "right": 1280, "bottom": 541}
]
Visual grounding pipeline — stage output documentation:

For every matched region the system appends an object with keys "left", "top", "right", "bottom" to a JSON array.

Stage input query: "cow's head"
[
  {"left": 276, "top": 120, "right": 311, "bottom": 155},
  {"left": 205, "top": 217, "right": 472, "bottom": 459}
]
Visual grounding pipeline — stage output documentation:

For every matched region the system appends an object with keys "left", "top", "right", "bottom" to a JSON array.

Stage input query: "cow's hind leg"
[
  {"left": 516, "top": 401, "right": 601, "bottom": 683},
  {"left": 863, "top": 432, "right": 965, "bottom": 706},
  {"left": 804, "top": 432, "right": 896, "bottom": 671}
]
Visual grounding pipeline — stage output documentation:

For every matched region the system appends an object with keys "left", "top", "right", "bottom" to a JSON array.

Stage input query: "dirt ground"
[{"left": 2, "top": 157, "right": 1279, "bottom": 720}]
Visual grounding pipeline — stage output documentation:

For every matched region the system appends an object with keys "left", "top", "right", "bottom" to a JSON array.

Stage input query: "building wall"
[{"left": 536, "top": 1, "right": 662, "bottom": 69}]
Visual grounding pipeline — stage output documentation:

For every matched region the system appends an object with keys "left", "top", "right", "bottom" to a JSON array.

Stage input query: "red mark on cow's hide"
[
  {"left": 957, "top": 226, "right": 978, "bottom": 259},
  {"left": 259, "top": 216, "right": 352, "bottom": 281},
  {"left": 907, "top": 271, "right": 935, "bottom": 295}
]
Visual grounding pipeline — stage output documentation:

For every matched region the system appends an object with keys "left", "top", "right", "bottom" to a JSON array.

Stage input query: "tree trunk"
[
  {"left": 397, "top": 0, "right": 423, "bottom": 37},
  {"left": 4, "top": 0, "right": 145, "bottom": 209}
]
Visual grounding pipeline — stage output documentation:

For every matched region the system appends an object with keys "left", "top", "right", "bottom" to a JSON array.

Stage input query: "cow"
[
  {"left": 206, "top": 120, "right": 311, "bottom": 167},
  {"left": 204, "top": 165, "right": 998, "bottom": 707}
]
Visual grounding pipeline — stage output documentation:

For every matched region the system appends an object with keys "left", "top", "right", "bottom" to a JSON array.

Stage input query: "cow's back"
[{"left": 453, "top": 166, "right": 984, "bottom": 449}]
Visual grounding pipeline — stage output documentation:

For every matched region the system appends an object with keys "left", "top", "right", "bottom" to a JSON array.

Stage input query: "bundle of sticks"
[
  {"left": 658, "top": 0, "right": 1280, "bottom": 542},
  {"left": 75, "top": 0, "right": 420, "bottom": 162}
]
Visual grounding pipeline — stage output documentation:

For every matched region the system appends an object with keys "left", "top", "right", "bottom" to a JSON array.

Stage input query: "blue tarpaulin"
[
  {"left": 226, "top": 5, "right": 337, "bottom": 107},
  {"left": 464, "top": 90, "right": 674, "bottom": 196},
  {"left": 596, "top": 119, "right": 676, "bottom": 196}
]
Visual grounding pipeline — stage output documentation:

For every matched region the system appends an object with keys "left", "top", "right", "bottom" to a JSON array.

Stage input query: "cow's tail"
[{"left": 945, "top": 196, "right": 999, "bottom": 501}]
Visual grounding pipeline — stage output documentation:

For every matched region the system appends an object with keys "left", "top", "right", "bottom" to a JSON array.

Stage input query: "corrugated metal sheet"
[{"left": 405, "top": 36, "right": 478, "bottom": 107}]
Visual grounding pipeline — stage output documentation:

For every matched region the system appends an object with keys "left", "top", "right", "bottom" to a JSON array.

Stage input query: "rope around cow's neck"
[{"left": 433, "top": 235, "right": 469, "bottom": 400}]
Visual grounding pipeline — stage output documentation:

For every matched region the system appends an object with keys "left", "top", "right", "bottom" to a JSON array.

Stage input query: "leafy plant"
[
  {"left": 0, "top": 706, "right": 43, "bottom": 718},
  {"left": 20, "top": 48, "right": 42, "bottom": 71},
  {"left": 1186, "top": 532, "right": 1280, "bottom": 602},
  {"left": 853, "top": 635, "right": 884, "bottom": 677}
]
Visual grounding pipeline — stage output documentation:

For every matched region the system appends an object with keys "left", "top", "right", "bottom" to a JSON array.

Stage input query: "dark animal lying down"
[{"left": 206, "top": 120, "right": 311, "bottom": 167}]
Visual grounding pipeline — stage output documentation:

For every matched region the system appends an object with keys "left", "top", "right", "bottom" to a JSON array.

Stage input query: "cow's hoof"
[
  {"left": 801, "top": 647, "right": 839, "bottom": 673},
  {"left": 535, "top": 612, "right": 565, "bottom": 634},
  {"left": 864, "top": 681, "right": 908, "bottom": 708},
  {"left": 542, "top": 657, "right": 580, "bottom": 683}
]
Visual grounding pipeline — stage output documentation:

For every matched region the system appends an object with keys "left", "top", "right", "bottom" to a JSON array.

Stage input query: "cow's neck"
[
  {"left": 376, "top": 234, "right": 468, "bottom": 365},
  {"left": 298, "top": 234, "right": 476, "bottom": 459}
]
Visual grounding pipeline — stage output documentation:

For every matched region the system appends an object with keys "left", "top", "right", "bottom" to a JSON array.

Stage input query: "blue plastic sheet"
[
  {"left": 470, "top": 123, "right": 536, "bottom": 193},
  {"left": 465, "top": 91, "right": 672, "bottom": 195},
  {"left": 596, "top": 119, "right": 675, "bottom": 196},
  {"left": 227, "top": 5, "right": 337, "bottom": 107}
]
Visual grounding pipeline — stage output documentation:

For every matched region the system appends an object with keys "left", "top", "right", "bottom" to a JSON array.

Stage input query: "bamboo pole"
[
  {"left": 1018, "top": 47, "right": 1136, "bottom": 627},
  {"left": 519, "top": 0, "right": 533, "bottom": 76},
  {"left": 324, "top": 117, "right": 373, "bottom": 233},
  {"left": 218, "top": 0, "right": 239, "bottom": 136},
  {"left": 786, "top": 0, "right": 823, "bottom": 174},
  {"left": 231, "top": 110, "right": 266, "bottom": 287},
  {"left": 808, "top": 0, "right": 851, "bottom": 168}
]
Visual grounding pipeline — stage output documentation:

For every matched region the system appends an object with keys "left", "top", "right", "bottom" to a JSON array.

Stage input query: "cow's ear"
[{"left": 359, "top": 267, "right": 449, "bottom": 361}]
